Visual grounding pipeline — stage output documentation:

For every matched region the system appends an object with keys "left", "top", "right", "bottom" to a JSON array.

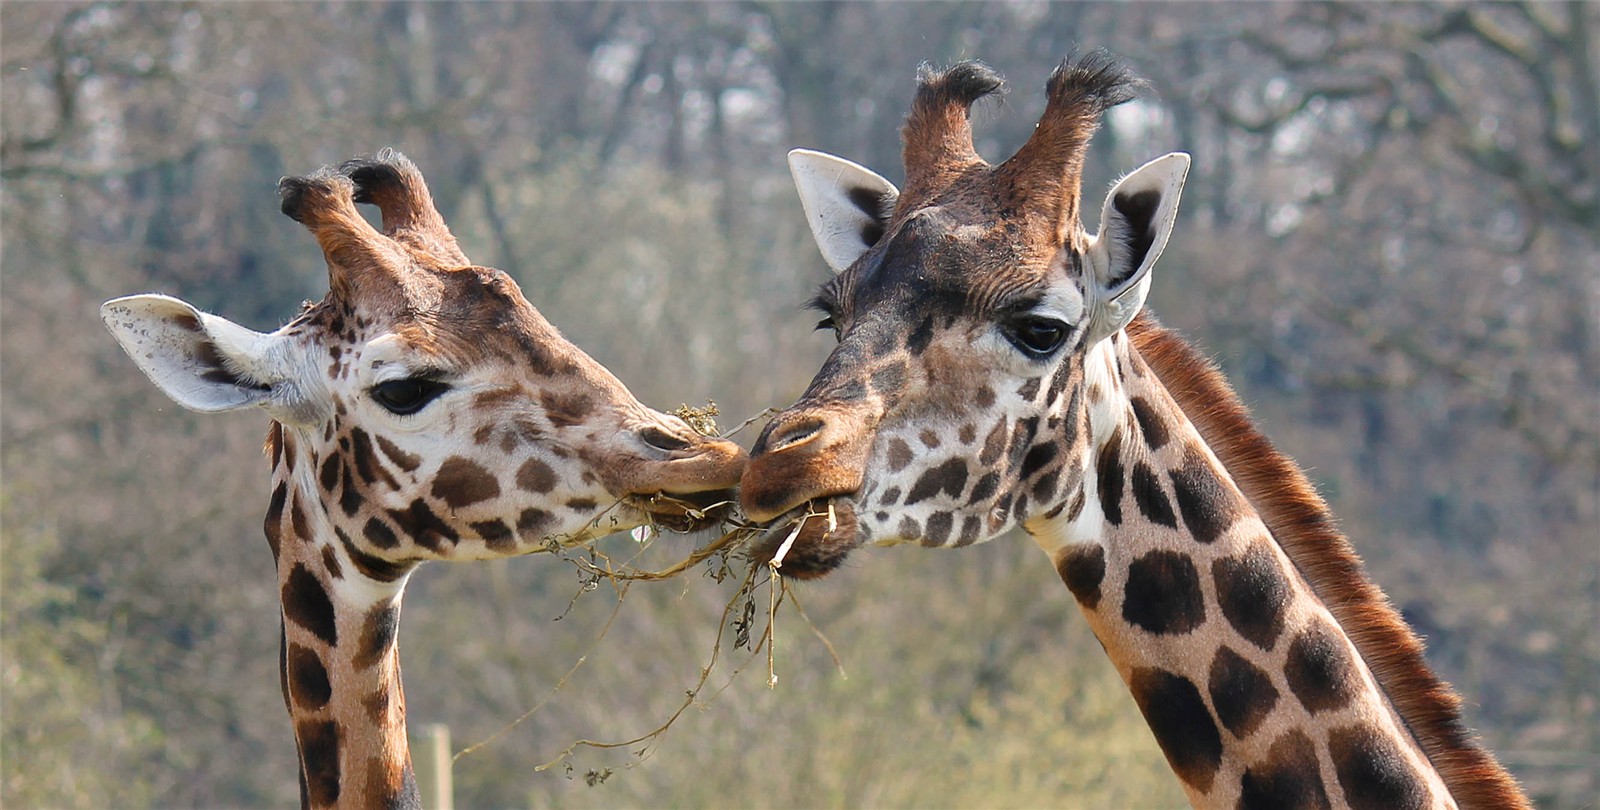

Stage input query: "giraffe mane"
[{"left": 1125, "top": 312, "right": 1530, "bottom": 810}]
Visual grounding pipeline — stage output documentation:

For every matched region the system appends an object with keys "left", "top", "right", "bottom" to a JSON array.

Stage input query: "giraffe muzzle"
[
  {"left": 740, "top": 403, "right": 877, "bottom": 524},
  {"left": 747, "top": 496, "right": 860, "bottom": 580}
]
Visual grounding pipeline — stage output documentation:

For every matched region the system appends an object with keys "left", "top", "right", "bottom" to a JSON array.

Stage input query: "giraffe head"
[
  {"left": 742, "top": 55, "right": 1188, "bottom": 577},
  {"left": 104, "top": 151, "right": 747, "bottom": 570}
]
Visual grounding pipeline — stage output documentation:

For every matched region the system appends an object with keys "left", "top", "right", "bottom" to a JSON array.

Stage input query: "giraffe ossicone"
[
  {"left": 741, "top": 53, "right": 1528, "bottom": 810},
  {"left": 103, "top": 150, "right": 747, "bottom": 809}
]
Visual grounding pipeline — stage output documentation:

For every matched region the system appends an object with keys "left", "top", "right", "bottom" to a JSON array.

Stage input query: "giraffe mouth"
[
  {"left": 627, "top": 488, "right": 739, "bottom": 533},
  {"left": 748, "top": 497, "right": 860, "bottom": 580}
]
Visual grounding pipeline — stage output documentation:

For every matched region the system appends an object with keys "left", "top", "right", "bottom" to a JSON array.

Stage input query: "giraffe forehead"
[
  {"left": 302, "top": 263, "right": 576, "bottom": 368},
  {"left": 836, "top": 201, "right": 1035, "bottom": 300},
  {"left": 355, "top": 333, "right": 445, "bottom": 378}
]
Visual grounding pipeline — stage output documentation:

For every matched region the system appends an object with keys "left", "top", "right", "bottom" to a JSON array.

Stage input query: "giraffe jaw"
[{"left": 749, "top": 496, "right": 860, "bottom": 580}]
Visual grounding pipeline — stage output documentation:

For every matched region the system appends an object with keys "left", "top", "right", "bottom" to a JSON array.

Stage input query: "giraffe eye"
[
  {"left": 815, "top": 317, "right": 842, "bottom": 342},
  {"left": 1006, "top": 317, "right": 1069, "bottom": 357},
  {"left": 370, "top": 377, "right": 450, "bottom": 415}
]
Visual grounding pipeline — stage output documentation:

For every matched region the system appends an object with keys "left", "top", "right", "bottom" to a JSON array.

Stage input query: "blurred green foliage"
[{"left": 3, "top": 2, "right": 1595, "bottom": 807}]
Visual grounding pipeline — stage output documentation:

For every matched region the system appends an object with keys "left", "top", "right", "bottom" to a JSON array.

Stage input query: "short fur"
[
  {"left": 899, "top": 60, "right": 1005, "bottom": 208},
  {"left": 999, "top": 50, "right": 1143, "bottom": 243},
  {"left": 1127, "top": 313, "right": 1529, "bottom": 810}
]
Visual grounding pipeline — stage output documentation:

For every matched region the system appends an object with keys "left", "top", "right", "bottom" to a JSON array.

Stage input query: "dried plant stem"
[
  {"left": 789, "top": 588, "right": 847, "bottom": 680},
  {"left": 565, "top": 525, "right": 757, "bottom": 583},
  {"left": 532, "top": 563, "right": 767, "bottom": 772},
  {"left": 719, "top": 406, "right": 779, "bottom": 440},
  {"left": 767, "top": 566, "right": 781, "bottom": 687},
  {"left": 453, "top": 580, "right": 635, "bottom": 763},
  {"left": 458, "top": 468, "right": 840, "bottom": 774}
]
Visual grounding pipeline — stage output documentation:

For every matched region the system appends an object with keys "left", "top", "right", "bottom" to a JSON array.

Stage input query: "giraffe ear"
[
  {"left": 101, "top": 294, "right": 296, "bottom": 413},
  {"left": 789, "top": 148, "right": 899, "bottom": 274},
  {"left": 1084, "top": 152, "right": 1190, "bottom": 343}
]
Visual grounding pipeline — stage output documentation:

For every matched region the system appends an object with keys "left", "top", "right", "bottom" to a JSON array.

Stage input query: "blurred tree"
[{"left": 2, "top": 2, "right": 1594, "bottom": 806}]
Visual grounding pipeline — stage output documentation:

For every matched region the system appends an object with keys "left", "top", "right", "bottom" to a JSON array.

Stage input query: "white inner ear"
[
  {"left": 1084, "top": 152, "right": 1190, "bottom": 342},
  {"left": 101, "top": 294, "right": 294, "bottom": 413},
  {"left": 788, "top": 148, "right": 900, "bottom": 274}
]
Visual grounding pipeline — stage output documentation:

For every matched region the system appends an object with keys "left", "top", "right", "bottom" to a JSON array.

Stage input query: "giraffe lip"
[
  {"left": 627, "top": 488, "right": 737, "bottom": 533},
  {"left": 748, "top": 497, "right": 860, "bottom": 580}
]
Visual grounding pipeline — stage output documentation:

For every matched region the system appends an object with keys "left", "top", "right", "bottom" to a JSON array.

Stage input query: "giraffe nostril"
[
  {"left": 639, "top": 425, "right": 693, "bottom": 453},
  {"left": 763, "top": 416, "right": 825, "bottom": 455}
]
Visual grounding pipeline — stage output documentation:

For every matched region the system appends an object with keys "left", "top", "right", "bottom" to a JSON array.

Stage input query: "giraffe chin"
[
  {"left": 749, "top": 497, "right": 860, "bottom": 580},
  {"left": 627, "top": 488, "right": 739, "bottom": 534}
]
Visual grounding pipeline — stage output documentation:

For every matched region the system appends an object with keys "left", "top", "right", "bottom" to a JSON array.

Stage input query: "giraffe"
[
  {"left": 738, "top": 55, "right": 1529, "bottom": 809},
  {"left": 100, "top": 150, "right": 747, "bottom": 809}
]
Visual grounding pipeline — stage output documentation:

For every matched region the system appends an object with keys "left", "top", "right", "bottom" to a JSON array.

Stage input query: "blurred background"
[{"left": 3, "top": 2, "right": 1595, "bottom": 807}]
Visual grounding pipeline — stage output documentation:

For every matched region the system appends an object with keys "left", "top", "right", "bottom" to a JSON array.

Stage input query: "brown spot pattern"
[
  {"left": 1130, "top": 395, "right": 1169, "bottom": 450},
  {"left": 338, "top": 461, "right": 363, "bottom": 516},
  {"left": 363, "top": 517, "right": 399, "bottom": 550},
  {"left": 264, "top": 482, "right": 288, "bottom": 561},
  {"left": 353, "top": 602, "right": 400, "bottom": 670},
  {"left": 1285, "top": 619, "right": 1362, "bottom": 715},
  {"left": 320, "top": 453, "right": 341, "bottom": 493},
  {"left": 1239, "top": 730, "right": 1331, "bottom": 810},
  {"left": 320, "top": 545, "right": 343, "bottom": 580},
  {"left": 388, "top": 499, "right": 458, "bottom": 550},
  {"left": 1169, "top": 448, "right": 1237, "bottom": 544},
  {"left": 283, "top": 564, "right": 337, "bottom": 646},
  {"left": 1328, "top": 724, "right": 1431, "bottom": 810},
  {"left": 967, "top": 472, "right": 999, "bottom": 504},
  {"left": 297, "top": 719, "right": 341, "bottom": 806},
  {"left": 922, "top": 512, "right": 954, "bottom": 546},
  {"left": 1128, "top": 667, "right": 1223, "bottom": 792},
  {"left": 539, "top": 390, "right": 594, "bottom": 428},
  {"left": 1016, "top": 376, "right": 1041, "bottom": 400},
  {"left": 1131, "top": 460, "right": 1177, "bottom": 528},
  {"left": 1097, "top": 426, "right": 1125, "bottom": 524},
  {"left": 516, "top": 508, "right": 553, "bottom": 540},
  {"left": 1213, "top": 540, "right": 1291, "bottom": 651},
  {"left": 288, "top": 643, "right": 332, "bottom": 710},
  {"left": 979, "top": 419, "right": 1008, "bottom": 465},
  {"left": 349, "top": 428, "right": 397, "bottom": 488},
  {"left": 376, "top": 435, "right": 421, "bottom": 472},
  {"left": 1121, "top": 549, "right": 1204, "bottom": 635},
  {"left": 291, "top": 495, "right": 313, "bottom": 543},
  {"left": 1065, "top": 488, "right": 1086, "bottom": 522},
  {"left": 362, "top": 688, "right": 391, "bottom": 726},
  {"left": 956, "top": 515, "right": 982, "bottom": 546},
  {"left": 1056, "top": 544, "right": 1106, "bottom": 609},
  {"left": 336, "top": 526, "right": 412, "bottom": 583},
  {"left": 897, "top": 515, "right": 921, "bottom": 540},
  {"left": 886, "top": 437, "right": 914, "bottom": 472},
  {"left": 472, "top": 519, "right": 515, "bottom": 551},
  {"left": 905, "top": 458, "right": 968, "bottom": 505},
  {"left": 430, "top": 457, "right": 500, "bottom": 508},
  {"left": 516, "top": 457, "right": 557, "bottom": 493},
  {"left": 1207, "top": 646, "right": 1278, "bottom": 738}
]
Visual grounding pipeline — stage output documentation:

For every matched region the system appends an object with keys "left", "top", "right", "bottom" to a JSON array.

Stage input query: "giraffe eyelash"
[
  {"left": 804, "top": 291, "right": 840, "bottom": 317},
  {"left": 806, "top": 292, "right": 844, "bottom": 341}
]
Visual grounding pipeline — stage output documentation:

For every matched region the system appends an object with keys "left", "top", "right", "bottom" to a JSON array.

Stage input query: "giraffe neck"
[
  {"left": 267, "top": 423, "right": 422, "bottom": 810},
  {"left": 1025, "top": 336, "right": 1456, "bottom": 809}
]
